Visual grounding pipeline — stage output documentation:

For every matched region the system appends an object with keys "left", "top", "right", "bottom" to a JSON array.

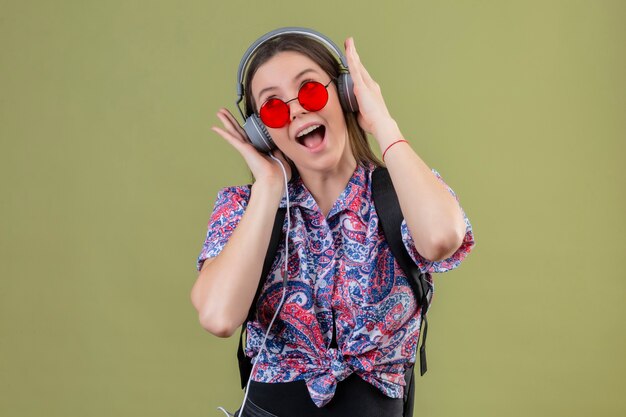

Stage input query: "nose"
[{"left": 288, "top": 98, "right": 308, "bottom": 122}]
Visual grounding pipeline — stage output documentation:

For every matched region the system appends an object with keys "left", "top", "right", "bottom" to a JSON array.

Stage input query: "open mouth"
[{"left": 295, "top": 125, "right": 326, "bottom": 150}]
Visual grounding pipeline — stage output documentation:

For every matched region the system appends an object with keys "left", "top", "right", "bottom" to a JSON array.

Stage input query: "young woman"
[{"left": 191, "top": 28, "right": 475, "bottom": 417}]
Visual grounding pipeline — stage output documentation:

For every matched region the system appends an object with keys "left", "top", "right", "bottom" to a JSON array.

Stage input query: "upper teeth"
[{"left": 296, "top": 125, "right": 321, "bottom": 138}]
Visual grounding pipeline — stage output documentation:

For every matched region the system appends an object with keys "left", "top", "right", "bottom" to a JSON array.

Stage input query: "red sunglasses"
[{"left": 259, "top": 79, "right": 334, "bottom": 128}]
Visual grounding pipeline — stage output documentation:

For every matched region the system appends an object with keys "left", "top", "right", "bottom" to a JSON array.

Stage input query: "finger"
[
  {"left": 211, "top": 125, "right": 237, "bottom": 143},
  {"left": 216, "top": 111, "right": 247, "bottom": 143},
  {"left": 216, "top": 109, "right": 241, "bottom": 135},
  {"left": 357, "top": 56, "right": 376, "bottom": 85},
  {"left": 345, "top": 37, "right": 366, "bottom": 88},
  {"left": 360, "top": 65, "right": 379, "bottom": 91},
  {"left": 211, "top": 126, "right": 249, "bottom": 152},
  {"left": 347, "top": 37, "right": 363, "bottom": 71},
  {"left": 348, "top": 38, "right": 377, "bottom": 88},
  {"left": 219, "top": 108, "right": 247, "bottom": 138}
]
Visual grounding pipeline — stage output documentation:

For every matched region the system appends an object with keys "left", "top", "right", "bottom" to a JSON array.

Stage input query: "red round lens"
[
  {"left": 259, "top": 98, "right": 290, "bottom": 128},
  {"left": 298, "top": 81, "right": 328, "bottom": 112}
]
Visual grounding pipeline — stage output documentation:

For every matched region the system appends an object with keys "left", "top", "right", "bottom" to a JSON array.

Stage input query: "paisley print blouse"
[{"left": 196, "top": 161, "right": 475, "bottom": 408}]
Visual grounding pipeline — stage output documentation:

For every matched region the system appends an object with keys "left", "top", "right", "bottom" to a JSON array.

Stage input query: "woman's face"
[{"left": 250, "top": 51, "right": 355, "bottom": 175}]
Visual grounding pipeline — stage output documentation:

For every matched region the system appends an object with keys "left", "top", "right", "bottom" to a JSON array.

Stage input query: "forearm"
[
  {"left": 375, "top": 120, "right": 467, "bottom": 261},
  {"left": 191, "top": 180, "right": 283, "bottom": 337}
]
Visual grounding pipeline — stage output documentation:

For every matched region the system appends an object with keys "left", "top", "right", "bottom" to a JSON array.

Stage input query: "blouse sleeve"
[
  {"left": 401, "top": 168, "right": 475, "bottom": 273},
  {"left": 196, "top": 185, "right": 251, "bottom": 272}
]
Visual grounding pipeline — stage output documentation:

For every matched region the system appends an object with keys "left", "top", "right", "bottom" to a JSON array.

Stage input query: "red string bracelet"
[{"left": 382, "top": 139, "right": 409, "bottom": 162}]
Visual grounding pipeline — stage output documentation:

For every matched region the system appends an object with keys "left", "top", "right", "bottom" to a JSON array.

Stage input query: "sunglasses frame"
[{"left": 258, "top": 78, "right": 335, "bottom": 128}]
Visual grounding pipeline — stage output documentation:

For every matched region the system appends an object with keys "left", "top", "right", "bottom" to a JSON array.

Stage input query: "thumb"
[{"left": 356, "top": 113, "right": 370, "bottom": 134}]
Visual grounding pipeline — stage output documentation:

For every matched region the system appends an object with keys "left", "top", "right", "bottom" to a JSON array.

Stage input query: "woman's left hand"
[{"left": 344, "top": 37, "right": 399, "bottom": 145}]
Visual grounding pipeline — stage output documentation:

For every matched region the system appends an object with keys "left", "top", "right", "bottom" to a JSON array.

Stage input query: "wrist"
[
  {"left": 382, "top": 139, "right": 410, "bottom": 162},
  {"left": 251, "top": 178, "right": 285, "bottom": 200},
  {"left": 373, "top": 118, "right": 402, "bottom": 149}
]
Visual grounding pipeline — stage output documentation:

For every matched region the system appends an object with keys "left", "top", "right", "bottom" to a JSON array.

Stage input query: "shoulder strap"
[
  {"left": 371, "top": 166, "right": 431, "bottom": 377},
  {"left": 237, "top": 204, "right": 287, "bottom": 389}
]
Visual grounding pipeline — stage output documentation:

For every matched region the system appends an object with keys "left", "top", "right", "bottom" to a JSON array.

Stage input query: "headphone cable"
[{"left": 217, "top": 154, "right": 291, "bottom": 417}]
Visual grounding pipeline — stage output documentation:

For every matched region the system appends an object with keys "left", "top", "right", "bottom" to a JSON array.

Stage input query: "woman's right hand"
[{"left": 211, "top": 108, "right": 291, "bottom": 191}]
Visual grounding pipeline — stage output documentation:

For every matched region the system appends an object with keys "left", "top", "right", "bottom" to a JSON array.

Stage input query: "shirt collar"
[{"left": 279, "top": 161, "right": 376, "bottom": 220}]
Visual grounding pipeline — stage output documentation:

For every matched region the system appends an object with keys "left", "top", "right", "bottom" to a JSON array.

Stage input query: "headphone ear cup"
[
  {"left": 336, "top": 73, "right": 359, "bottom": 113},
  {"left": 243, "top": 114, "right": 276, "bottom": 153}
]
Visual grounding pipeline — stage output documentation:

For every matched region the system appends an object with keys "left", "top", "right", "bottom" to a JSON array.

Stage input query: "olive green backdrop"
[{"left": 1, "top": 0, "right": 624, "bottom": 416}]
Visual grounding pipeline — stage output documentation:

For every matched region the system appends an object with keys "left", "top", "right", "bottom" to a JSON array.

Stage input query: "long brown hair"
[{"left": 242, "top": 34, "right": 383, "bottom": 175}]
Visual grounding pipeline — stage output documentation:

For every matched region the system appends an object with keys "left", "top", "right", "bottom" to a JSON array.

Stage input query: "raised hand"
[
  {"left": 344, "top": 37, "right": 400, "bottom": 148},
  {"left": 211, "top": 108, "right": 291, "bottom": 188}
]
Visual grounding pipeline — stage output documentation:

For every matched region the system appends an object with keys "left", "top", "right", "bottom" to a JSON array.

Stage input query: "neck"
[{"left": 298, "top": 156, "right": 358, "bottom": 218}]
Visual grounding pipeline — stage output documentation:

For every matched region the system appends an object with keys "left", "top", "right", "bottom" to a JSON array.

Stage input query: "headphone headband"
[{"left": 235, "top": 27, "right": 349, "bottom": 106}]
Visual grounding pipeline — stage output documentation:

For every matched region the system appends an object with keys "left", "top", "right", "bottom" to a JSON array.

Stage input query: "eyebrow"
[{"left": 256, "top": 68, "right": 320, "bottom": 104}]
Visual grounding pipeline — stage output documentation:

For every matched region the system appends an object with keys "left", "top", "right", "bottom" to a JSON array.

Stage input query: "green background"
[{"left": 1, "top": 0, "right": 624, "bottom": 416}]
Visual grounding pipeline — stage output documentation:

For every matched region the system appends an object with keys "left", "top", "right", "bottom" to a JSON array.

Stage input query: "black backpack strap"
[
  {"left": 371, "top": 167, "right": 431, "bottom": 377},
  {"left": 237, "top": 204, "right": 287, "bottom": 389},
  {"left": 403, "top": 363, "right": 416, "bottom": 417}
]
